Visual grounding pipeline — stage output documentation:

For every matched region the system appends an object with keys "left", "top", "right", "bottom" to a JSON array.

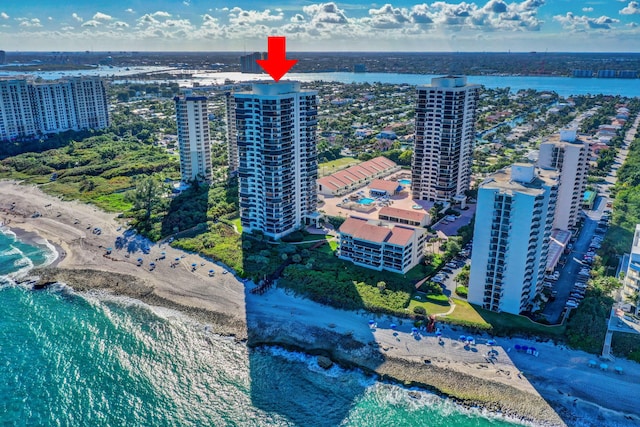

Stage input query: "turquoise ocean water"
[{"left": 0, "top": 228, "right": 527, "bottom": 426}]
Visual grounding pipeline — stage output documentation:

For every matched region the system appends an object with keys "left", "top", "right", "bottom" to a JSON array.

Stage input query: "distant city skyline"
[{"left": 1, "top": 1, "right": 640, "bottom": 52}]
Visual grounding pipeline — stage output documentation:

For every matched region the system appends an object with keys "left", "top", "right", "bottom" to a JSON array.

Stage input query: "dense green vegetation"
[{"left": 601, "top": 132, "right": 640, "bottom": 265}]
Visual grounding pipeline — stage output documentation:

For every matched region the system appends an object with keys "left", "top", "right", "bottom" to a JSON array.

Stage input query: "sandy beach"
[{"left": 2, "top": 179, "right": 639, "bottom": 427}]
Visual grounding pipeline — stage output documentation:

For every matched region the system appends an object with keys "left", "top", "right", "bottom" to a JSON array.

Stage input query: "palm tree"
[{"left": 625, "top": 291, "right": 640, "bottom": 315}]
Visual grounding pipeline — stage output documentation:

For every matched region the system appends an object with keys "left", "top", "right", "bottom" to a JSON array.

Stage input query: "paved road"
[
  {"left": 542, "top": 203, "right": 604, "bottom": 323},
  {"left": 542, "top": 112, "right": 640, "bottom": 322}
]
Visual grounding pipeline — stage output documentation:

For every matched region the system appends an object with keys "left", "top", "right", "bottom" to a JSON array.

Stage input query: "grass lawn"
[
  {"left": 409, "top": 293, "right": 451, "bottom": 315},
  {"left": 477, "top": 307, "right": 566, "bottom": 338},
  {"left": 318, "top": 157, "right": 360, "bottom": 177},
  {"left": 231, "top": 217, "right": 242, "bottom": 234},
  {"left": 441, "top": 298, "right": 491, "bottom": 327}
]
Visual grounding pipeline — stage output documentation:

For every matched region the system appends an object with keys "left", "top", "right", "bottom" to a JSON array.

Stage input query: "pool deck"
[{"left": 318, "top": 173, "right": 476, "bottom": 238}]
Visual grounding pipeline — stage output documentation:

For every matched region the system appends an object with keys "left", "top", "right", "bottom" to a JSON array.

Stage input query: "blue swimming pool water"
[
  {"left": 357, "top": 198, "right": 376, "bottom": 205},
  {"left": 399, "top": 179, "right": 411, "bottom": 185}
]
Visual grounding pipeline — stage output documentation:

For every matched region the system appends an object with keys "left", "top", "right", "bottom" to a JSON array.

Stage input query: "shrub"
[
  {"left": 455, "top": 286, "right": 468, "bottom": 298},
  {"left": 413, "top": 306, "right": 426, "bottom": 315}
]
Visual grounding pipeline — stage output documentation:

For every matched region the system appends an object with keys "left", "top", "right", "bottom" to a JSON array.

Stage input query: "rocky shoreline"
[{"left": 35, "top": 267, "right": 566, "bottom": 427}]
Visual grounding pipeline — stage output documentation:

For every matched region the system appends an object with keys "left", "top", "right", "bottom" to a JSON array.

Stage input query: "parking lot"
[{"left": 542, "top": 196, "right": 611, "bottom": 323}]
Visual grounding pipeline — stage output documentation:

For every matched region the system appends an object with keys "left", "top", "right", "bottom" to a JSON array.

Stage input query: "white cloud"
[
  {"left": 1, "top": 12, "right": 9, "bottom": 20},
  {"left": 367, "top": 4, "right": 411, "bottom": 29},
  {"left": 228, "top": 7, "right": 283, "bottom": 24},
  {"left": 291, "top": 13, "right": 305, "bottom": 23},
  {"left": 48, "top": 16, "right": 53, "bottom": 21},
  {"left": 19, "top": 18, "right": 42, "bottom": 28},
  {"left": 93, "top": 12, "right": 113, "bottom": 21},
  {"left": 72, "top": 13, "right": 83, "bottom": 22},
  {"left": 111, "top": 21, "right": 130, "bottom": 28},
  {"left": 81, "top": 20, "right": 101, "bottom": 28},
  {"left": 151, "top": 11, "right": 171, "bottom": 18},
  {"left": 61, "top": 26, "right": 74, "bottom": 31},
  {"left": 554, "top": 13, "right": 620, "bottom": 30},
  {"left": 303, "top": 3, "right": 349, "bottom": 24},
  {"left": 582, "top": 7, "right": 593, "bottom": 12},
  {"left": 620, "top": 1, "right": 640, "bottom": 15},
  {"left": 125, "top": 8, "right": 135, "bottom": 14}
]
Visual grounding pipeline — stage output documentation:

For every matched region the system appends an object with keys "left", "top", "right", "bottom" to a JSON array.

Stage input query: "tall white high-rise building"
[
  {"left": 468, "top": 164, "right": 558, "bottom": 314},
  {"left": 30, "top": 80, "right": 76, "bottom": 134},
  {"left": 224, "top": 92, "right": 239, "bottom": 175},
  {"left": 0, "top": 76, "right": 109, "bottom": 142},
  {"left": 175, "top": 95, "right": 212, "bottom": 183},
  {"left": 233, "top": 81, "right": 318, "bottom": 239},
  {"left": 69, "top": 77, "right": 110, "bottom": 130},
  {"left": 0, "top": 78, "right": 38, "bottom": 141},
  {"left": 538, "top": 128, "right": 589, "bottom": 231},
  {"left": 412, "top": 76, "right": 480, "bottom": 202}
]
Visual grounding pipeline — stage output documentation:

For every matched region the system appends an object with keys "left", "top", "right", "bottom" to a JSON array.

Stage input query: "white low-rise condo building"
[
  {"left": 338, "top": 216, "right": 427, "bottom": 274},
  {"left": 468, "top": 165, "right": 558, "bottom": 314}
]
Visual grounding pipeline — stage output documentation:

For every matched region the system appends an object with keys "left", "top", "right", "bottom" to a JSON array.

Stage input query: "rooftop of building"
[
  {"left": 541, "top": 129, "right": 593, "bottom": 147},
  {"left": 235, "top": 80, "right": 317, "bottom": 97},
  {"left": 378, "top": 206, "right": 429, "bottom": 223},
  {"left": 339, "top": 216, "right": 421, "bottom": 246},
  {"left": 369, "top": 179, "right": 401, "bottom": 194},
  {"left": 316, "top": 156, "right": 398, "bottom": 192},
  {"left": 480, "top": 164, "right": 558, "bottom": 196}
]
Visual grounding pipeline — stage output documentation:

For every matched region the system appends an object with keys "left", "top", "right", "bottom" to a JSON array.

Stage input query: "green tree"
[
  {"left": 590, "top": 276, "right": 622, "bottom": 296},
  {"left": 455, "top": 265, "right": 470, "bottom": 286},
  {"left": 377, "top": 281, "right": 387, "bottom": 293},
  {"left": 128, "top": 175, "right": 166, "bottom": 222}
]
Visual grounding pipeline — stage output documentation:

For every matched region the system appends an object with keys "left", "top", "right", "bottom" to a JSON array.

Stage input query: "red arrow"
[{"left": 256, "top": 36, "right": 298, "bottom": 82}]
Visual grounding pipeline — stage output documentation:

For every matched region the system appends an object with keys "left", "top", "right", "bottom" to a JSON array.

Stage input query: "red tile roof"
[
  {"left": 339, "top": 216, "right": 420, "bottom": 247},
  {"left": 369, "top": 179, "right": 400, "bottom": 194},
  {"left": 386, "top": 225, "right": 416, "bottom": 246},
  {"left": 317, "top": 156, "right": 398, "bottom": 193},
  {"left": 378, "top": 206, "right": 428, "bottom": 223},
  {"left": 339, "top": 217, "right": 391, "bottom": 243}
]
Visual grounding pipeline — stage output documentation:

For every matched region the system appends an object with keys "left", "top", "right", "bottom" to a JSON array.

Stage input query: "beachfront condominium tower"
[
  {"left": 233, "top": 81, "right": 318, "bottom": 240},
  {"left": 68, "top": 77, "right": 110, "bottom": 131},
  {"left": 175, "top": 95, "right": 212, "bottom": 183},
  {"left": 0, "top": 78, "right": 37, "bottom": 141},
  {"left": 0, "top": 76, "right": 109, "bottom": 142},
  {"left": 468, "top": 164, "right": 558, "bottom": 314},
  {"left": 537, "top": 128, "right": 589, "bottom": 231},
  {"left": 412, "top": 76, "right": 480, "bottom": 202},
  {"left": 225, "top": 92, "right": 239, "bottom": 175}
]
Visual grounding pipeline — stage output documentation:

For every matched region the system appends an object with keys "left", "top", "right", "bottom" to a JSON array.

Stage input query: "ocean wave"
[{"left": 0, "top": 226, "right": 17, "bottom": 240}]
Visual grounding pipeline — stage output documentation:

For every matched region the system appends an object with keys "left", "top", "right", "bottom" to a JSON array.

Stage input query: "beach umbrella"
[
  {"left": 466, "top": 336, "right": 474, "bottom": 342},
  {"left": 161, "top": 251, "right": 166, "bottom": 255},
  {"left": 435, "top": 331, "right": 442, "bottom": 337},
  {"left": 175, "top": 257, "right": 180, "bottom": 261},
  {"left": 459, "top": 335, "right": 466, "bottom": 341},
  {"left": 137, "top": 258, "right": 143, "bottom": 262},
  {"left": 411, "top": 327, "right": 418, "bottom": 333},
  {"left": 530, "top": 347, "right": 537, "bottom": 352},
  {"left": 209, "top": 269, "right": 214, "bottom": 273},
  {"left": 515, "top": 344, "right": 522, "bottom": 351},
  {"left": 368, "top": 320, "right": 375, "bottom": 325},
  {"left": 522, "top": 345, "right": 529, "bottom": 352},
  {"left": 390, "top": 323, "right": 397, "bottom": 329},
  {"left": 106, "top": 247, "right": 112, "bottom": 251},
  {"left": 487, "top": 340, "right": 496, "bottom": 346},
  {"left": 191, "top": 263, "right": 197, "bottom": 267}
]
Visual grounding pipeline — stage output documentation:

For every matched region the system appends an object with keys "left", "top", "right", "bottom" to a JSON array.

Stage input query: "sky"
[{"left": 1, "top": 1, "right": 640, "bottom": 52}]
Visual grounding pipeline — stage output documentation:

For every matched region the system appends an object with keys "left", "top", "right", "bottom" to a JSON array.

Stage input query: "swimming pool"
[
  {"left": 357, "top": 197, "right": 376, "bottom": 205},
  {"left": 399, "top": 179, "right": 411, "bottom": 185}
]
